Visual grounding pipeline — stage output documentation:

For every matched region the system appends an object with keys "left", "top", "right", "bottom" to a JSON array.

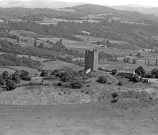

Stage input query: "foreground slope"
[{"left": 0, "top": 100, "right": 158, "bottom": 135}]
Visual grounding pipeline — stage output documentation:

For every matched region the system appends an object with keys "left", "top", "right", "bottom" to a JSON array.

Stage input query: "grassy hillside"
[{"left": 0, "top": 53, "right": 41, "bottom": 68}]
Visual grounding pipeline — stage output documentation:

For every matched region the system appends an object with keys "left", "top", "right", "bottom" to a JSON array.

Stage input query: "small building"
[{"left": 118, "top": 70, "right": 135, "bottom": 79}]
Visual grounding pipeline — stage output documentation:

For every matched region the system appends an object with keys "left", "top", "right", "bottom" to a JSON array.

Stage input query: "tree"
[
  {"left": 38, "top": 42, "right": 44, "bottom": 48},
  {"left": 40, "top": 70, "right": 48, "bottom": 77},
  {"left": 129, "top": 53, "right": 133, "bottom": 56},
  {"left": 56, "top": 39, "right": 63, "bottom": 46},
  {"left": 131, "top": 73, "right": 140, "bottom": 82},
  {"left": 151, "top": 68, "right": 158, "bottom": 78},
  {"left": 148, "top": 59, "right": 150, "bottom": 66},
  {"left": 17, "top": 35, "right": 20, "bottom": 43},
  {"left": 114, "top": 55, "right": 117, "bottom": 61},
  {"left": 0, "top": 75, "right": 5, "bottom": 85},
  {"left": 123, "top": 57, "right": 130, "bottom": 63},
  {"left": 156, "top": 58, "right": 158, "bottom": 66},
  {"left": 65, "top": 55, "right": 73, "bottom": 63},
  {"left": 106, "top": 40, "right": 111, "bottom": 47},
  {"left": 137, "top": 53, "right": 141, "bottom": 58},
  {"left": 20, "top": 70, "right": 31, "bottom": 81},
  {"left": 135, "top": 66, "right": 145, "bottom": 77},
  {"left": 2, "top": 71, "right": 9, "bottom": 79},
  {"left": 34, "top": 37, "right": 37, "bottom": 47},
  {"left": 133, "top": 59, "right": 137, "bottom": 64},
  {"left": 136, "top": 53, "right": 141, "bottom": 58},
  {"left": 12, "top": 71, "right": 20, "bottom": 83}
]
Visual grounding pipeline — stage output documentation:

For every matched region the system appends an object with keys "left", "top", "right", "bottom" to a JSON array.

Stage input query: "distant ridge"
[
  {"left": 67, "top": 4, "right": 116, "bottom": 14},
  {"left": 112, "top": 5, "right": 158, "bottom": 15},
  {"left": 0, "top": 0, "right": 87, "bottom": 8}
]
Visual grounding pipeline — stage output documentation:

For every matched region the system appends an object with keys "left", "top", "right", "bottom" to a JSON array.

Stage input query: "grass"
[
  {"left": 99, "top": 58, "right": 158, "bottom": 72},
  {"left": 0, "top": 67, "right": 15, "bottom": 74},
  {"left": 42, "top": 60, "right": 83, "bottom": 71},
  {"left": 76, "top": 35, "right": 128, "bottom": 44},
  {"left": 4, "top": 66, "right": 39, "bottom": 75},
  {"left": 39, "top": 37, "right": 98, "bottom": 49},
  {"left": 11, "top": 30, "right": 53, "bottom": 38}
]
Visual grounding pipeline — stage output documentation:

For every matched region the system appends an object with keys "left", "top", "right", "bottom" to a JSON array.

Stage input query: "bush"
[
  {"left": 131, "top": 73, "right": 140, "bottom": 82},
  {"left": 135, "top": 66, "right": 145, "bottom": 77},
  {"left": 111, "top": 92, "right": 119, "bottom": 98},
  {"left": 20, "top": 70, "right": 31, "bottom": 81},
  {"left": 2, "top": 71, "right": 9, "bottom": 79},
  {"left": 40, "top": 70, "right": 48, "bottom": 77},
  {"left": 11, "top": 71, "right": 21, "bottom": 83},
  {"left": 70, "top": 80, "right": 83, "bottom": 89},
  {"left": 129, "top": 53, "right": 133, "bottom": 56},
  {"left": 151, "top": 68, "right": 158, "bottom": 78},
  {"left": 136, "top": 53, "right": 141, "bottom": 58},
  {"left": 0, "top": 75, "right": 5, "bottom": 85},
  {"left": 133, "top": 59, "right": 137, "bottom": 64},
  {"left": 5, "top": 79, "right": 16, "bottom": 91},
  {"left": 145, "top": 71, "right": 153, "bottom": 78},
  {"left": 51, "top": 69, "right": 60, "bottom": 76},
  {"left": 117, "top": 81, "right": 123, "bottom": 86},
  {"left": 123, "top": 57, "right": 130, "bottom": 63},
  {"left": 97, "top": 76, "right": 108, "bottom": 83},
  {"left": 111, "top": 69, "right": 117, "bottom": 75}
]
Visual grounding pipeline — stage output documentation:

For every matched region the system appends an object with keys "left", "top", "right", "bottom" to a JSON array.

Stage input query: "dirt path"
[{"left": 0, "top": 101, "right": 158, "bottom": 135}]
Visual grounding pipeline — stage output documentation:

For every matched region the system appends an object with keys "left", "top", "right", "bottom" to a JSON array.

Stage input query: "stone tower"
[{"left": 85, "top": 49, "right": 98, "bottom": 71}]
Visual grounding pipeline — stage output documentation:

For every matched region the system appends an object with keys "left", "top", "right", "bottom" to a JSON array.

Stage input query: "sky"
[
  {"left": 60, "top": 0, "right": 158, "bottom": 7},
  {"left": 0, "top": 0, "right": 158, "bottom": 7}
]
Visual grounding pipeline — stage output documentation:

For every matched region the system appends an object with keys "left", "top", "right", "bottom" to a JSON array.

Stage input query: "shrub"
[
  {"left": 111, "top": 92, "right": 119, "bottom": 103},
  {"left": 129, "top": 53, "right": 133, "bottom": 56},
  {"left": 133, "top": 59, "right": 137, "bottom": 64},
  {"left": 20, "top": 70, "right": 31, "bottom": 81},
  {"left": 145, "top": 71, "right": 153, "bottom": 78},
  {"left": 111, "top": 92, "right": 119, "bottom": 98},
  {"left": 2, "top": 71, "right": 9, "bottom": 79},
  {"left": 51, "top": 69, "right": 60, "bottom": 76},
  {"left": 70, "top": 80, "right": 83, "bottom": 89},
  {"left": 131, "top": 73, "right": 140, "bottom": 82},
  {"left": 40, "top": 70, "right": 48, "bottom": 77},
  {"left": 5, "top": 79, "right": 16, "bottom": 91},
  {"left": 135, "top": 66, "right": 145, "bottom": 77},
  {"left": 111, "top": 69, "right": 117, "bottom": 75},
  {"left": 0, "top": 75, "right": 5, "bottom": 85},
  {"left": 151, "top": 68, "right": 158, "bottom": 78},
  {"left": 111, "top": 98, "right": 118, "bottom": 103},
  {"left": 97, "top": 76, "right": 108, "bottom": 83},
  {"left": 117, "top": 81, "right": 123, "bottom": 86},
  {"left": 136, "top": 53, "right": 141, "bottom": 58},
  {"left": 12, "top": 71, "right": 21, "bottom": 83},
  {"left": 123, "top": 57, "right": 130, "bottom": 63}
]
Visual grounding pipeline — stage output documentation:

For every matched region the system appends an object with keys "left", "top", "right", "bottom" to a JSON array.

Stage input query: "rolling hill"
[
  {"left": 1, "top": 4, "right": 158, "bottom": 49},
  {"left": 112, "top": 5, "right": 158, "bottom": 15},
  {"left": 0, "top": 0, "right": 86, "bottom": 8}
]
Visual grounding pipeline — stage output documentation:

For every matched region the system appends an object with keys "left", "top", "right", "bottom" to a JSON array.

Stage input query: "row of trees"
[
  {"left": 7, "top": 20, "right": 158, "bottom": 49},
  {"left": 0, "top": 70, "right": 31, "bottom": 91},
  {"left": 41, "top": 68, "right": 92, "bottom": 89}
]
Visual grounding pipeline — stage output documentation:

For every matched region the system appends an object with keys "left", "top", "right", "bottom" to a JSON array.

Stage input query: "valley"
[{"left": 0, "top": 3, "right": 158, "bottom": 135}]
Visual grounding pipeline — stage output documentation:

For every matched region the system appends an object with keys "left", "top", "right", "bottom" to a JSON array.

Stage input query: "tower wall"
[{"left": 85, "top": 50, "right": 98, "bottom": 71}]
